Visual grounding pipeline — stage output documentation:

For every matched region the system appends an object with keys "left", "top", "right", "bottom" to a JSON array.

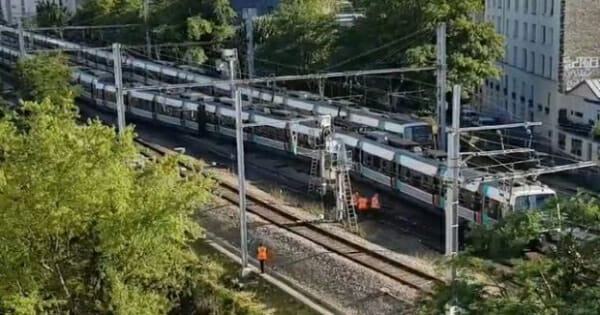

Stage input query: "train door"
[
  {"left": 151, "top": 96, "right": 158, "bottom": 121},
  {"left": 180, "top": 101, "right": 186, "bottom": 127},
  {"left": 197, "top": 104, "right": 207, "bottom": 136},
  {"left": 124, "top": 92, "right": 131, "bottom": 114},
  {"left": 286, "top": 123, "right": 298, "bottom": 155}
]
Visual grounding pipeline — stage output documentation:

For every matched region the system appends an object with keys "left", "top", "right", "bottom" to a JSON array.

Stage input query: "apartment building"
[
  {"left": 1, "top": 0, "right": 79, "bottom": 25},
  {"left": 482, "top": 0, "right": 600, "bottom": 161}
]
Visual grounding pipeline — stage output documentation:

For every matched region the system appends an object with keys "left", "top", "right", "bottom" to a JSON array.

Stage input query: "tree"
[
  {"left": 256, "top": 0, "right": 339, "bottom": 74},
  {"left": 15, "top": 53, "right": 77, "bottom": 104},
  {"left": 0, "top": 56, "right": 267, "bottom": 314},
  {"left": 336, "top": 0, "right": 504, "bottom": 95},
  {"left": 419, "top": 194, "right": 600, "bottom": 314},
  {"left": 73, "top": 0, "right": 237, "bottom": 65},
  {"left": 36, "top": 0, "right": 71, "bottom": 28}
]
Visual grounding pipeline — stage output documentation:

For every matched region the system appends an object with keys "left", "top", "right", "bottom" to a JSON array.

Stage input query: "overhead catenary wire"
[{"left": 326, "top": 28, "right": 429, "bottom": 70}]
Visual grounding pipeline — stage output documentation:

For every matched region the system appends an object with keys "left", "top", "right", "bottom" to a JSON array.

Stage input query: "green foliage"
[
  {"left": 74, "top": 0, "right": 236, "bottom": 64},
  {"left": 36, "top": 0, "right": 71, "bottom": 27},
  {"left": 420, "top": 195, "right": 600, "bottom": 314},
  {"left": 15, "top": 53, "right": 77, "bottom": 104},
  {"left": 467, "top": 212, "right": 546, "bottom": 260},
  {"left": 0, "top": 94, "right": 267, "bottom": 313},
  {"left": 338, "top": 0, "right": 503, "bottom": 94},
  {"left": 257, "top": 0, "right": 339, "bottom": 73}
]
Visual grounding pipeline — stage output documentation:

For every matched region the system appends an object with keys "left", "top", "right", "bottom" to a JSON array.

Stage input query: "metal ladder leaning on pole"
[{"left": 335, "top": 142, "right": 358, "bottom": 232}]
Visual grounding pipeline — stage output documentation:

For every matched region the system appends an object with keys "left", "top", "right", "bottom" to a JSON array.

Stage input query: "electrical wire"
[{"left": 326, "top": 28, "right": 429, "bottom": 70}]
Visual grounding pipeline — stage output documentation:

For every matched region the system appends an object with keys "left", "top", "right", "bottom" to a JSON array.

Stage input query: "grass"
[{"left": 193, "top": 241, "right": 320, "bottom": 315}]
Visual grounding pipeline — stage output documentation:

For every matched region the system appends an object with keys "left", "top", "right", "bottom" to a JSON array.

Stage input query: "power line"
[
  {"left": 327, "top": 28, "right": 428, "bottom": 70},
  {"left": 127, "top": 66, "right": 437, "bottom": 92},
  {"left": 26, "top": 24, "right": 141, "bottom": 32}
]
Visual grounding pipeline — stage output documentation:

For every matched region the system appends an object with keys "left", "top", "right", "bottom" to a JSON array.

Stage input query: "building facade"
[
  {"left": 482, "top": 0, "right": 600, "bottom": 161},
  {"left": 1, "top": 0, "right": 79, "bottom": 25}
]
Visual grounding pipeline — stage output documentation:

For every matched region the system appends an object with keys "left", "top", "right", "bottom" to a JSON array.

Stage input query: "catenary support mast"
[
  {"left": 112, "top": 43, "right": 126, "bottom": 138},
  {"left": 436, "top": 23, "right": 447, "bottom": 151}
]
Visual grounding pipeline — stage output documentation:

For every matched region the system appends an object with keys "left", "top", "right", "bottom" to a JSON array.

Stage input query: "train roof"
[{"left": 4, "top": 26, "right": 433, "bottom": 135}]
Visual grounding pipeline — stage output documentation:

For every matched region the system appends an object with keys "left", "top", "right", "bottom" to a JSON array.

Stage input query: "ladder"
[
  {"left": 307, "top": 152, "right": 322, "bottom": 195},
  {"left": 337, "top": 146, "right": 358, "bottom": 232},
  {"left": 340, "top": 166, "right": 358, "bottom": 232}
]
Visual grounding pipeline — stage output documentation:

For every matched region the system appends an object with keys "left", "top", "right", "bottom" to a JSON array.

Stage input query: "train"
[
  {"left": 0, "top": 25, "right": 434, "bottom": 146},
  {"left": 0, "top": 42, "right": 558, "bottom": 227}
]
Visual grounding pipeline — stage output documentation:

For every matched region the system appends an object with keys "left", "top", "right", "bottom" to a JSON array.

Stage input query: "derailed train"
[
  {"left": 0, "top": 25, "right": 434, "bottom": 146},
  {"left": 0, "top": 44, "right": 557, "bottom": 227}
]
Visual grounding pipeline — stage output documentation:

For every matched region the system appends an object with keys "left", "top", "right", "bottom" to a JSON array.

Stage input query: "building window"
[
  {"left": 543, "top": 0, "right": 548, "bottom": 15},
  {"left": 516, "top": 0, "right": 520, "bottom": 12},
  {"left": 548, "top": 27, "right": 554, "bottom": 45},
  {"left": 545, "top": 107, "right": 550, "bottom": 115},
  {"left": 524, "top": 0, "right": 529, "bottom": 13},
  {"left": 505, "top": 19, "right": 510, "bottom": 36},
  {"left": 523, "top": 22, "right": 528, "bottom": 41},
  {"left": 542, "top": 25, "right": 546, "bottom": 44},
  {"left": 541, "top": 54, "right": 546, "bottom": 76},
  {"left": 497, "top": 16, "right": 502, "bottom": 32},
  {"left": 549, "top": 56, "right": 553, "bottom": 77},
  {"left": 513, "top": 46, "right": 518, "bottom": 65},
  {"left": 558, "top": 133, "right": 566, "bottom": 150},
  {"left": 513, "top": 20, "right": 519, "bottom": 38},
  {"left": 549, "top": 0, "right": 554, "bottom": 16},
  {"left": 530, "top": 51, "right": 535, "bottom": 73},
  {"left": 571, "top": 139, "right": 583, "bottom": 157},
  {"left": 508, "top": 0, "right": 512, "bottom": 10},
  {"left": 531, "top": 0, "right": 537, "bottom": 15},
  {"left": 522, "top": 48, "right": 528, "bottom": 69},
  {"left": 531, "top": 24, "right": 536, "bottom": 43}
]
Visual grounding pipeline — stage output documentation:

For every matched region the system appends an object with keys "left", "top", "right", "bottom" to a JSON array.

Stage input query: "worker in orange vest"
[
  {"left": 370, "top": 193, "right": 380, "bottom": 210},
  {"left": 357, "top": 196, "right": 369, "bottom": 211},
  {"left": 257, "top": 243, "right": 268, "bottom": 273}
]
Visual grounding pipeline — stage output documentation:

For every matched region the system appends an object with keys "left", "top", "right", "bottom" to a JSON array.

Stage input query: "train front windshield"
[
  {"left": 514, "top": 193, "right": 555, "bottom": 211},
  {"left": 410, "top": 125, "right": 433, "bottom": 144}
]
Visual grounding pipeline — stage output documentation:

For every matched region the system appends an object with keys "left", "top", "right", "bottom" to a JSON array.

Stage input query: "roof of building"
[
  {"left": 586, "top": 79, "right": 600, "bottom": 99},
  {"left": 568, "top": 79, "right": 600, "bottom": 99}
]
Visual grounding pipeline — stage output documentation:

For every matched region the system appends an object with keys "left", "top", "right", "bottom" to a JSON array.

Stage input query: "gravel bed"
[{"left": 200, "top": 202, "right": 420, "bottom": 315}]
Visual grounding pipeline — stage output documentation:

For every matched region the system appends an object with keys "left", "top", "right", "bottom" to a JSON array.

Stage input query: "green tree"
[
  {"left": 15, "top": 53, "right": 76, "bottom": 104},
  {"left": 256, "top": 0, "right": 339, "bottom": 74},
  {"left": 0, "top": 56, "right": 267, "bottom": 314},
  {"left": 36, "top": 0, "right": 71, "bottom": 28},
  {"left": 74, "top": 0, "right": 236, "bottom": 65},
  {"left": 336, "top": 0, "right": 504, "bottom": 94},
  {"left": 419, "top": 194, "right": 600, "bottom": 314}
]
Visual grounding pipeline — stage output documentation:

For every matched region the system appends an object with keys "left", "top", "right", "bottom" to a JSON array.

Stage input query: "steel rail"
[{"left": 135, "top": 138, "right": 445, "bottom": 294}]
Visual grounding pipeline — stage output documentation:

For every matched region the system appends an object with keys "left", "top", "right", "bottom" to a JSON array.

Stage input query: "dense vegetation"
[
  {"left": 257, "top": 0, "right": 503, "bottom": 97},
  {"left": 420, "top": 194, "right": 600, "bottom": 314},
  {"left": 0, "top": 55, "right": 267, "bottom": 314}
]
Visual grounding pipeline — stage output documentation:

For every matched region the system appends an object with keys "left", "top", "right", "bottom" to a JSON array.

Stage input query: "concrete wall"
[{"left": 560, "top": 0, "right": 600, "bottom": 91}]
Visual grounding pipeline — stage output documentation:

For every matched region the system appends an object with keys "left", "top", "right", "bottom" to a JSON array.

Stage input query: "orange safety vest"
[
  {"left": 370, "top": 194, "right": 380, "bottom": 210},
  {"left": 257, "top": 246, "right": 268, "bottom": 261},
  {"left": 357, "top": 197, "right": 369, "bottom": 211}
]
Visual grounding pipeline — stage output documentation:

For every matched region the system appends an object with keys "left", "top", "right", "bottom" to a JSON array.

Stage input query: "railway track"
[{"left": 135, "top": 137, "right": 445, "bottom": 295}]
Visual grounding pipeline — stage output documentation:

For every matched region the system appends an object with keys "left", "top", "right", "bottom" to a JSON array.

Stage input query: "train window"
[
  {"left": 460, "top": 190, "right": 479, "bottom": 210},
  {"left": 206, "top": 113, "right": 218, "bottom": 124},
  {"left": 485, "top": 197, "right": 502, "bottom": 220},
  {"left": 380, "top": 159, "right": 393, "bottom": 177}
]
